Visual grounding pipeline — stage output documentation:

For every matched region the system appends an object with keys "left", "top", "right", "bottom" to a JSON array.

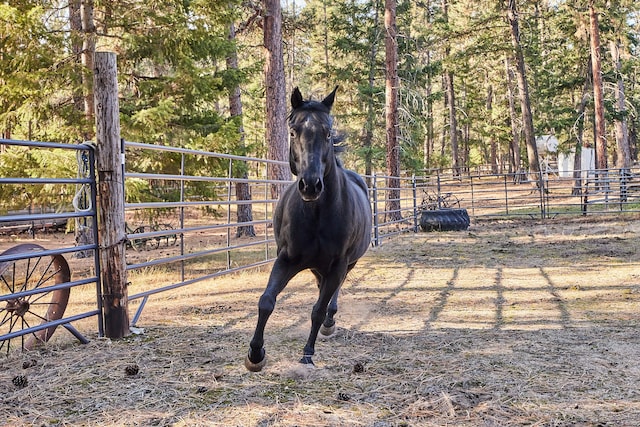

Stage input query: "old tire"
[{"left": 420, "top": 209, "right": 470, "bottom": 232}]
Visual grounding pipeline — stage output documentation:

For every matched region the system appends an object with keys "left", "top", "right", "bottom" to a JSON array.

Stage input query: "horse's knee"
[{"left": 258, "top": 293, "right": 276, "bottom": 313}]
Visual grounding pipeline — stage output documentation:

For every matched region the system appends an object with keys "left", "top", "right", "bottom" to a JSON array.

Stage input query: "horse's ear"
[
  {"left": 322, "top": 86, "right": 338, "bottom": 110},
  {"left": 291, "top": 87, "right": 304, "bottom": 109}
]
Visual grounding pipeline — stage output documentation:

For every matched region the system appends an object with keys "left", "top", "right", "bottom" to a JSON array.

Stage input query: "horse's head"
[{"left": 288, "top": 86, "right": 339, "bottom": 202}]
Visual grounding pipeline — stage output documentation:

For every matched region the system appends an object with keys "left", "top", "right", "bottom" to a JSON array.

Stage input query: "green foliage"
[
  {"left": 0, "top": 146, "right": 77, "bottom": 213},
  {"left": 2, "top": 0, "right": 640, "bottom": 213}
]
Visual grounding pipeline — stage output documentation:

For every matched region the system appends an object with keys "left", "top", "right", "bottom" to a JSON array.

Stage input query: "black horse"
[{"left": 245, "top": 87, "right": 372, "bottom": 371}]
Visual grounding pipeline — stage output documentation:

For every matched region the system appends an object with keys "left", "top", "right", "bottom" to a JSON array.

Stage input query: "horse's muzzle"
[{"left": 298, "top": 176, "right": 324, "bottom": 201}]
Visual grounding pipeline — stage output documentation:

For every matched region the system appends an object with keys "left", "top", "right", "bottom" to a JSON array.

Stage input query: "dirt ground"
[{"left": 2, "top": 215, "right": 640, "bottom": 426}]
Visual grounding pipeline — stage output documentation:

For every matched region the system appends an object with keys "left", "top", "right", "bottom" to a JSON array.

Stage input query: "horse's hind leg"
[
  {"left": 320, "top": 261, "right": 356, "bottom": 337},
  {"left": 300, "top": 264, "right": 347, "bottom": 365},
  {"left": 310, "top": 270, "right": 338, "bottom": 337},
  {"left": 319, "top": 289, "right": 339, "bottom": 337}
]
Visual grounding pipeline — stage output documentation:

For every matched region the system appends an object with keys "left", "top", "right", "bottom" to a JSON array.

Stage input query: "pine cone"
[
  {"left": 124, "top": 364, "right": 139, "bottom": 376},
  {"left": 22, "top": 359, "right": 37, "bottom": 369},
  {"left": 12, "top": 375, "right": 28, "bottom": 388},
  {"left": 337, "top": 392, "right": 351, "bottom": 401}
]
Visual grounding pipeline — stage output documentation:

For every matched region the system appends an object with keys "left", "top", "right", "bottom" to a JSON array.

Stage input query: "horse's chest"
[{"left": 280, "top": 215, "right": 348, "bottom": 258}]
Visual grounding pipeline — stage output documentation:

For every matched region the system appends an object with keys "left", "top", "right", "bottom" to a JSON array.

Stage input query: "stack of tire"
[{"left": 419, "top": 208, "right": 470, "bottom": 232}]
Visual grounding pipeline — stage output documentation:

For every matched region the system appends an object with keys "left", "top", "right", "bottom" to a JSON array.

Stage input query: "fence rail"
[
  {"left": 0, "top": 138, "right": 101, "bottom": 354},
  {"left": 2, "top": 137, "right": 640, "bottom": 352},
  {"left": 122, "top": 141, "right": 289, "bottom": 325}
]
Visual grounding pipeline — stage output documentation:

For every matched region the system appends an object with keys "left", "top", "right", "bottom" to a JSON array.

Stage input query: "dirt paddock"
[{"left": 2, "top": 216, "right": 640, "bottom": 426}]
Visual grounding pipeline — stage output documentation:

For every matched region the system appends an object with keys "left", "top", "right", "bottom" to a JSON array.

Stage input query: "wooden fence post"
[{"left": 94, "top": 51, "right": 130, "bottom": 338}]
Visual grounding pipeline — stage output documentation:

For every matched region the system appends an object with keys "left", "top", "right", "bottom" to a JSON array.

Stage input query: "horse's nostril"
[{"left": 298, "top": 177, "right": 323, "bottom": 199}]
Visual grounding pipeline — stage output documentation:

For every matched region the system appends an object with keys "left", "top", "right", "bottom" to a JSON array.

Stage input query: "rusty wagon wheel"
[{"left": 0, "top": 243, "right": 71, "bottom": 355}]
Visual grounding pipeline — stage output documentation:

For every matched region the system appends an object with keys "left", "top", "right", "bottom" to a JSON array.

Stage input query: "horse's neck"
[{"left": 321, "top": 160, "right": 347, "bottom": 203}]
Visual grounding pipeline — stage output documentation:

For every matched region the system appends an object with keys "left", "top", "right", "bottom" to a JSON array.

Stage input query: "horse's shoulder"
[{"left": 343, "top": 169, "right": 368, "bottom": 194}]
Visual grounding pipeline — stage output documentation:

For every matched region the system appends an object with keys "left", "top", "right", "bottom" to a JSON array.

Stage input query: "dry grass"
[{"left": 2, "top": 216, "right": 640, "bottom": 426}]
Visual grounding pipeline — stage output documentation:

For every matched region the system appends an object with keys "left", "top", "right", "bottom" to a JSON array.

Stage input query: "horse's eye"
[
  {"left": 326, "top": 132, "right": 332, "bottom": 141},
  {"left": 290, "top": 129, "right": 297, "bottom": 139}
]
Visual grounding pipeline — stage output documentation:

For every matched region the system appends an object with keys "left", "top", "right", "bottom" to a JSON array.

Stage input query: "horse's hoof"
[
  {"left": 299, "top": 355, "right": 315, "bottom": 365},
  {"left": 244, "top": 353, "right": 267, "bottom": 372},
  {"left": 319, "top": 323, "right": 336, "bottom": 337}
]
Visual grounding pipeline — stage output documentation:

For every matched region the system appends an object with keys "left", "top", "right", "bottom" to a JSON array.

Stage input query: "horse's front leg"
[
  {"left": 245, "top": 257, "right": 298, "bottom": 372},
  {"left": 300, "top": 264, "right": 347, "bottom": 365}
]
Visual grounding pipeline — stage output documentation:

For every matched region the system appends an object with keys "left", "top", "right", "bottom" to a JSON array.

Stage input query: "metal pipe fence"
[
  {"left": 0, "top": 138, "right": 101, "bottom": 353},
  {"left": 416, "top": 167, "right": 640, "bottom": 219},
  {"left": 3, "top": 137, "right": 640, "bottom": 351},
  {"left": 122, "top": 141, "right": 291, "bottom": 324}
]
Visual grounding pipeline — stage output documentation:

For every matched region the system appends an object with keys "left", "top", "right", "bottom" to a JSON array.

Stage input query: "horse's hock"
[{"left": 420, "top": 208, "right": 470, "bottom": 232}]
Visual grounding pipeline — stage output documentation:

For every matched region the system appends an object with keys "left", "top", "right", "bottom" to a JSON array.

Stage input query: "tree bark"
[
  {"left": 486, "top": 80, "right": 497, "bottom": 173},
  {"left": 264, "top": 0, "right": 290, "bottom": 201},
  {"left": 589, "top": 2, "right": 607, "bottom": 170},
  {"left": 446, "top": 71, "right": 459, "bottom": 174},
  {"left": 424, "top": 51, "right": 434, "bottom": 169},
  {"left": 94, "top": 52, "right": 130, "bottom": 339},
  {"left": 421, "top": 1, "right": 434, "bottom": 170},
  {"left": 441, "top": 0, "right": 459, "bottom": 175},
  {"left": 363, "top": 5, "right": 380, "bottom": 187},
  {"left": 70, "top": 0, "right": 95, "bottom": 257},
  {"left": 81, "top": 0, "right": 96, "bottom": 140},
  {"left": 572, "top": 60, "right": 591, "bottom": 195},
  {"left": 69, "top": 0, "right": 84, "bottom": 113},
  {"left": 609, "top": 37, "right": 631, "bottom": 170},
  {"left": 385, "top": 0, "right": 401, "bottom": 221},
  {"left": 504, "top": 56, "right": 520, "bottom": 176},
  {"left": 506, "top": 0, "right": 540, "bottom": 182},
  {"left": 227, "top": 23, "right": 255, "bottom": 238}
]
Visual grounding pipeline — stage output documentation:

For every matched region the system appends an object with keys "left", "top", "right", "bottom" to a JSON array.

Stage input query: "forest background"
[{"left": 1, "top": 0, "right": 639, "bottom": 212}]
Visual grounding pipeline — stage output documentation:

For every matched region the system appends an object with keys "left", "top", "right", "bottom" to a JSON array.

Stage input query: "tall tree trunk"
[
  {"left": 572, "top": 61, "right": 591, "bottom": 195},
  {"left": 609, "top": 37, "right": 631, "bottom": 170},
  {"left": 424, "top": 52, "right": 434, "bottom": 169},
  {"left": 460, "top": 84, "right": 469, "bottom": 170},
  {"left": 81, "top": 0, "right": 96, "bottom": 140},
  {"left": 228, "top": 23, "right": 255, "bottom": 238},
  {"left": 264, "top": 0, "right": 290, "bottom": 201},
  {"left": 506, "top": 0, "right": 540, "bottom": 183},
  {"left": 504, "top": 56, "right": 521, "bottom": 176},
  {"left": 589, "top": 1, "right": 607, "bottom": 170},
  {"left": 71, "top": 0, "right": 94, "bottom": 257},
  {"left": 486, "top": 79, "right": 497, "bottom": 174},
  {"left": 285, "top": 1, "right": 297, "bottom": 94},
  {"left": 69, "top": 0, "right": 84, "bottom": 113},
  {"left": 446, "top": 71, "right": 459, "bottom": 175},
  {"left": 441, "top": 0, "right": 459, "bottom": 175},
  {"left": 422, "top": 1, "right": 434, "bottom": 171},
  {"left": 384, "top": 0, "right": 401, "bottom": 220},
  {"left": 363, "top": 4, "right": 380, "bottom": 187},
  {"left": 322, "top": 0, "right": 330, "bottom": 82}
]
